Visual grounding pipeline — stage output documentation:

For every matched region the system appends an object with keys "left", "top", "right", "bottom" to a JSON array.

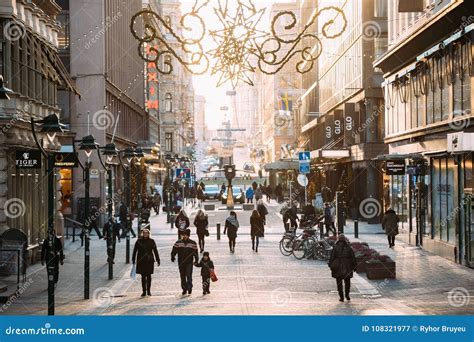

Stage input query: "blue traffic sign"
[
  {"left": 298, "top": 151, "right": 311, "bottom": 161},
  {"left": 299, "top": 162, "right": 310, "bottom": 174},
  {"left": 175, "top": 168, "right": 191, "bottom": 179}
]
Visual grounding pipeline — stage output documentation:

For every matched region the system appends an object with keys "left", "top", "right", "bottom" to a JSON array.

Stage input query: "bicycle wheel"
[
  {"left": 292, "top": 239, "right": 306, "bottom": 260},
  {"left": 314, "top": 242, "right": 325, "bottom": 260},
  {"left": 279, "top": 236, "right": 294, "bottom": 256}
]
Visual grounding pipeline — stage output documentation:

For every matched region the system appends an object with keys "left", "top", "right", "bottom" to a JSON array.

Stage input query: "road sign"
[
  {"left": 175, "top": 168, "right": 191, "bottom": 179},
  {"left": 297, "top": 174, "right": 308, "bottom": 187},
  {"left": 298, "top": 151, "right": 311, "bottom": 161},
  {"left": 299, "top": 162, "right": 310, "bottom": 174}
]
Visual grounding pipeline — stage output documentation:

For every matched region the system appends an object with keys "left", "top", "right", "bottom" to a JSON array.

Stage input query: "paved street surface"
[{"left": 1, "top": 201, "right": 473, "bottom": 315}]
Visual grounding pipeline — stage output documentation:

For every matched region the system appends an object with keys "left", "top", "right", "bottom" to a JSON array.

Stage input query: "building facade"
[
  {"left": 0, "top": 0, "right": 78, "bottom": 252},
  {"left": 374, "top": 0, "right": 474, "bottom": 266}
]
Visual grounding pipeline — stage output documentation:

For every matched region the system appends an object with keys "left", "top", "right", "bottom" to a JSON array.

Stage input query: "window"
[
  {"left": 165, "top": 132, "right": 173, "bottom": 152},
  {"left": 374, "top": 0, "right": 388, "bottom": 17},
  {"left": 165, "top": 93, "right": 173, "bottom": 112}
]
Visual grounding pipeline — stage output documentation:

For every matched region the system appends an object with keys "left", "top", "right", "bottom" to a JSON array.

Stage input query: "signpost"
[
  {"left": 175, "top": 168, "right": 191, "bottom": 179},
  {"left": 385, "top": 160, "right": 406, "bottom": 175},
  {"left": 298, "top": 174, "right": 308, "bottom": 206}
]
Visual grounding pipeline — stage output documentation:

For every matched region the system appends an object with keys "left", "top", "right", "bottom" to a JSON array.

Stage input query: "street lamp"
[
  {"left": 0, "top": 75, "right": 13, "bottom": 100},
  {"left": 98, "top": 143, "right": 118, "bottom": 280},
  {"left": 30, "top": 114, "right": 66, "bottom": 316},
  {"left": 224, "top": 164, "right": 236, "bottom": 210},
  {"left": 119, "top": 148, "right": 136, "bottom": 264},
  {"left": 134, "top": 147, "right": 145, "bottom": 236},
  {"left": 77, "top": 134, "right": 99, "bottom": 300}
]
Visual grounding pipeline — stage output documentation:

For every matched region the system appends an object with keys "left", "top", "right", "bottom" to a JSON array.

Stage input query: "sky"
[{"left": 178, "top": 0, "right": 298, "bottom": 129}]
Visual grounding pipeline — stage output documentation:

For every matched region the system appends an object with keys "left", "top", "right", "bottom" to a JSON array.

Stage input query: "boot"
[{"left": 147, "top": 277, "right": 152, "bottom": 296}]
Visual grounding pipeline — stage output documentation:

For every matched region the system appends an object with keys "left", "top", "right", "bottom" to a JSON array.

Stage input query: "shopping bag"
[
  {"left": 130, "top": 264, "right": 137, "bottom": 280},
  {"left": 210, "top": 269, "right": 218, "bottom": 282}
]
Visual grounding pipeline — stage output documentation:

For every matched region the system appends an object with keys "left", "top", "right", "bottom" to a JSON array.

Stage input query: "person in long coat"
[
  {"left": 250, "top": 210, "right": 264, "bottom": 252},
  {"left": 132, "top": 228, "right": 160, "bottom": 296},
  {"left": 193, "top": 209, "right": 209, "bottom": 253},
  {"left": 256, "top": 199, "right": 268, "bottom": 226},
  {"left": 41, "top": 230, "right": 64, "bottom": 286},
  {"left": 328, "top": 234, "right": 356, "bottom": 302},
  {"left": 224, "top": 211, "right": 239, "bottom": 253},
  {"left": 382, "top": 208, "right": 399, "bottom": 248}
]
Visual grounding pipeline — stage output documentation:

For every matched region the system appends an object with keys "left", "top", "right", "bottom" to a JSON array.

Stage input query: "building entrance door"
[{"left": 462, "top": 190, "right": 474, "bottom": 268}]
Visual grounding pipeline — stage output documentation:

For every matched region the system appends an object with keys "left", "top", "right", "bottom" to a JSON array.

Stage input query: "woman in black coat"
[
  {"left": 328, "top": 234, "right": 356, "bottom": 302},
  {"left": 194, "top": 209, "right": 209, "bottom": 253},
  {"left": 223, "top": 211, "right": 239, "bottom": 253},
  {"left": 250, "top": 210, "right": 264, "bottom": 252},
  {"left": 132, "top": 229, "right": 160, "bottom": 296},
  {"left": 175, "top": 209, "right": 190, "bottom": 239},
  {"left": 256, "top": 200, "right": 268, "bottom": 226}
]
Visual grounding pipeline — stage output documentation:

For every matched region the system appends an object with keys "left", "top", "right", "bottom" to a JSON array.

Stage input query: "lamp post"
[
  {"left": 224, "top": 164, "right": 236, "bottom": 210},
  {"left": 30, "top": 114, "right": 66, "bottom": 316},
  {"left": 76, "top": 134, "right": 99, "bottom": 300},
  {"left": 135, "top": 147, "right": 145, "bottom": 236},
  {"left": 97, "top": 143, "right": 118, "bottom": 280},
  {"left": 120, "top": 148, "right": 136, "bottom": 264}
]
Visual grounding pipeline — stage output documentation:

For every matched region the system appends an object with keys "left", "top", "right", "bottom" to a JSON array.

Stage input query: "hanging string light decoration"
[{"left": 130, "top": 0, "right": 347, "bottom": 88}]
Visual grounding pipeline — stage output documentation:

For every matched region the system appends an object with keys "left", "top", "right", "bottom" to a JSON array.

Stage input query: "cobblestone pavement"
[{"left": 0, "top": 200, "right": 473, "bottom": 315}]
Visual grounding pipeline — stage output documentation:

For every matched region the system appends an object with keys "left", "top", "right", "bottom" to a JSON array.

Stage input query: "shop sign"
[
  {"left": 385, "top": 160, "right": 405, "bottom": 175},
  {"left": 53, "top": 152, "right": 78, "bottom": 168},
  {"left": 16, "top": 150, "right": 42, "bottom": 169}
]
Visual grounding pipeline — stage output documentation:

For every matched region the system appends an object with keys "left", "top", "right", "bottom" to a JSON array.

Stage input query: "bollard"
[
  {"left": 354, "top": 220, "right": 359, "bottom": 239},
  {"left": 217, "top": 223, "right": 221, "bottom": 240}
]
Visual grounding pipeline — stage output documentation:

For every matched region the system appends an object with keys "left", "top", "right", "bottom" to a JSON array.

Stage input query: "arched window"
[
  {"left": 165, "top": 93, "right": 173, "bottom": 112},
  {"left": 164, "top": 55, "right": 172, "bottom": 72}
]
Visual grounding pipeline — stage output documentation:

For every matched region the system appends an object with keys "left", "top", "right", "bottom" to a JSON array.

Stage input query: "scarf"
[{"left": 227, "top": 216, "right": 239, "bottom": 228}]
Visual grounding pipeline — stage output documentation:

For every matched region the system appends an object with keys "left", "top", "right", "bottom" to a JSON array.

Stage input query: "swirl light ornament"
[{"left": 130, "top": 0, "right": 347, "bottom": 88}]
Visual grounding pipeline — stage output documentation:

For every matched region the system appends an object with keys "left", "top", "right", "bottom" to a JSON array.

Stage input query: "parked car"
[
  {"left": 203, "top": 184, "right": 221, "bottom": 200},
  {"left": 221, "top": 186, "right": 245, "bottom": 204}
]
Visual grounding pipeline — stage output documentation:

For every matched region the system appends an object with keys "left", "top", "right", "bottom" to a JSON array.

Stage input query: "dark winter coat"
[
  {"left": 41, "top": 236, "right": 64, "bottom": 267},
  {"left": 256, "top": 203, "right": 268, "bottom": 223},
  {"left": 382, "top": 209, "right": 399, "bottom": 236},
  {"left": 194, "top": 215, "right": 209, "bottom": 238},
  {"left": 250, "top": 215, "right": 265, "bottom": 238},
  {"left": 132, "top": 237, "right": 160, "bottom": 275},
  {"left": 328, "top": 240, "right": 356, "bottom": 279},
  {"left": 224, "top": 219, "right": 238, "bottom": 239},
  {"left": 171, "top": 238, "right": 199, "bottom": 266},
  {"left": 175, "top": 214, "right": 190, "bottom": 233},
  {"left": 196, "top": 258, "right": 214, "bottom": 277}
]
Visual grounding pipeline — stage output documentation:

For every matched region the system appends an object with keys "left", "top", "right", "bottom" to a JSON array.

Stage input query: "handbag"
[
  {"left": 205, "top": 229, "right": 209, "bottom": 237},
  {"left": 130, "top": 264, "right": 137, "bottom": 280},
  {"left": 210, "top": 269, "right": 218, "bottom": 282}
]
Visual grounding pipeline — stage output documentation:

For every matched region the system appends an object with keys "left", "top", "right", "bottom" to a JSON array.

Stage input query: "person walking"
[
  {"left": 275, "top": 184, "right": 283, "bottom": 203},
  {"left": 152, "top": 192, "right": 162, "bottom": 215},
  {"left": 189, "top": 185, "right": 196, "bottom": 207},
  {"left": 283, "top": 204, "right": 299, "bottom": 232},
  {"left": 132, "top": 228, "right": 160, "bottom": 296},
  {"left": 41, "top": 230, "right": 64, "bottom": 288},
  {"left": 250, "top": 210, "right": 264, "bottom": 252},
  {"left": 195, "top": 251, "right": 215, "bottom": 295},
  {"left": 194, "top": 209, "right": 209, "bottom": 253},
  {"left": 224, "top": 211, "right": 239, "bottom": 253},
  {"left": 171, "top": 229, "right": 199, "bottom": 295},
  {"left": 382, "top": 208, "right": 399, "bottom": 248},
  {"left": 88, "top": 206, "right": 103, "bottom": 239},
  {"left": 255, "top": 186, "right": 263, "bottom": 202},
  {"left": 324, "top": 202, "right": 336, "bottom": 236},
  {"left": 245, "top": 187, "right": 254, "bottom": 204},
  {"left": 102, "top": 217, "right": 122, "bottom": 264},
  {"left": 328, "top": 234, "right": 356, "bottom": 302},
  {"left": 196, "top": 185, "right": 204, "bottom": 208},
  {"left": 266, "top": 185, "right": 273, "bottom": 202},
  {"left": 256, "top": 199, "right": 268, "bottom": 226},
  {"left": 175, "top": 209, "right": 190, "bottom": 239}
]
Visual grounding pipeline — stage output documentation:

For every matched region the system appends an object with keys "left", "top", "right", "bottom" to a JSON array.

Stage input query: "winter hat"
[
  {"left": 183, "top": 229, "right": 191, "bottom": 236},
  {"left": 203, "top": 251, "right": 209, "bottom": 257},
  {"left": 337, "top": 233, "right": 348, "bottom": 242}
]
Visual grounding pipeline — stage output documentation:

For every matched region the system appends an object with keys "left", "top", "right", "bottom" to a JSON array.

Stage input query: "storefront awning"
[
  {"left": 373, "top": 153, "right": 424, "bottom": 161},
  {"left": 263, "top": 160, "right": 299, "bottom": 171}
]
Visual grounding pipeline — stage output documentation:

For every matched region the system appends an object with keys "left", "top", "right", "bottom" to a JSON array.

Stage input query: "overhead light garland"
[{"left": 130, "top": 0, "right": 347, "bottom": 88}]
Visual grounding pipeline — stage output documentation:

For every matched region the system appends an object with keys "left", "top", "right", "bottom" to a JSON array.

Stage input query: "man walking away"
[
  {"left": 103, "top": 217, "right": 122, "bottom": 264},
  {"left": 328, "top": 234, "right": 356, "bottom": 302},
  {"left": 153, "top": 192, "right": 161, "bottom": 215},
  {"left": 382, "top": 208, "right": 399, "bottom": 248},
  {"left": 171, "top": 229, "right": 199, "bottom": 295}
]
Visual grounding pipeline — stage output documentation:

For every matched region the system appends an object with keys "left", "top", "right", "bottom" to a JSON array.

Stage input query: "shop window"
[
  {"left": 165, "top": 132, "right": 173, "bottom": 152},
  {"left": 60, "top": 169, "right": 73, "bottom": 216},
  {"left": 165, "top": 93, "right": 173, "bottom": 112}
]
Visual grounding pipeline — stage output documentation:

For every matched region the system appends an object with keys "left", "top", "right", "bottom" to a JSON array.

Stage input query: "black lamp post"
[
  {"left": 0, "top": 75, "right": 13, "bottom": 100},
  {"left": 77, "top": 134, "right": 99, "bottom": 300},
  {"left": 119, "top": 148, "right": 136, "bottom": 264},
  {"left": 134, "top": 147, "right": 145, "bottom": 236},
  {"left": 30, "top": 114, "right": 66, "bottom": 316},
  {"left": 97, "top": 143, "right": 118, "bottom": 280}
]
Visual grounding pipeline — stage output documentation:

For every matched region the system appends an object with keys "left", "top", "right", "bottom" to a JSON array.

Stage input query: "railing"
[{"left": 64, "top": 217, "right": 84, "bottom": 244}]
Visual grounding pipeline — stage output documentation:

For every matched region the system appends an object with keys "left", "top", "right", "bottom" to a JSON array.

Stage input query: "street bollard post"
[
  {"left": 217, "top": 223, "right": 221, "bottom": 240},
  {"left": 354, "top": 220, "right": 359, "bottom": 239}
]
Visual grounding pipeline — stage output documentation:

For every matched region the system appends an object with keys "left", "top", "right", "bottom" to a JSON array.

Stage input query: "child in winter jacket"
[{"left": 195, "top": 251, "right": 214, "bottom": 295}]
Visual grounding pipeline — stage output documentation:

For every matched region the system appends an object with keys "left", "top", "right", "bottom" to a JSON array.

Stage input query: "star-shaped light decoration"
[{"left": 208, "top": 0, "right": 267, "bottom": 88}]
